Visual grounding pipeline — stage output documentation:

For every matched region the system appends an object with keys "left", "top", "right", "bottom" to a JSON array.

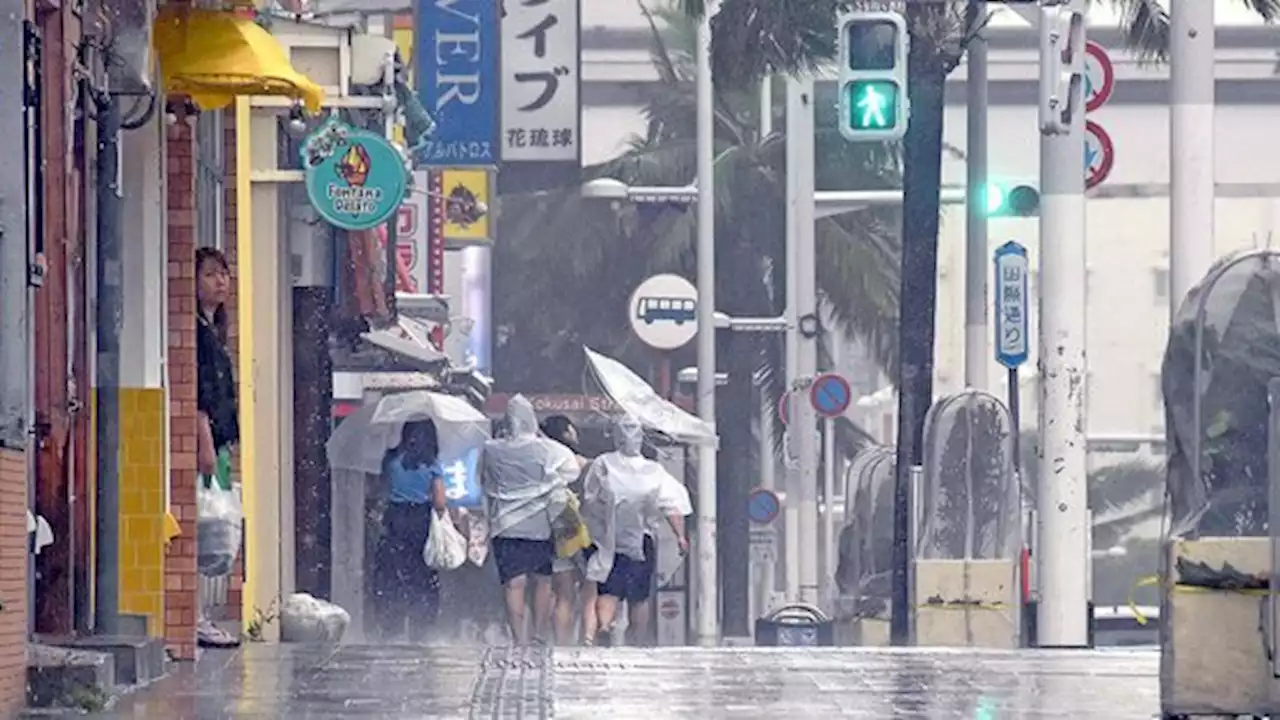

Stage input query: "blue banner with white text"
[{"left": 415, "top": 0, "right": 500, "bottom": 167}]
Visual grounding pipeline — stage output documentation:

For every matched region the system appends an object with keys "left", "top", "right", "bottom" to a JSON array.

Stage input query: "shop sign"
[{"left": 301, "top": 118, "right": 409, "bottom": 231}]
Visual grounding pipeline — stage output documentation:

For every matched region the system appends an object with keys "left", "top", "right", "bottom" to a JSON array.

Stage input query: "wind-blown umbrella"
[
  {"left": 583, "top": 346, "right": 717, "bottom": 447},
  {"left": 326, "top": 390, "right": 490, "bottom": 475}
]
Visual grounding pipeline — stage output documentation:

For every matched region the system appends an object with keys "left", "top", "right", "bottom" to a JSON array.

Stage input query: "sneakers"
[{"left": 197, "top": 619, "right": 241, "bottom": 649}]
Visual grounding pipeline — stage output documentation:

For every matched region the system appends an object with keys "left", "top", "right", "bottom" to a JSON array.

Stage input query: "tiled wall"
[
  {"left": 164, "top": 118, "right": 199, "bottom": 661},
  {"left": 0, "top": 447, "right": 29, "bottom": 716},
  {"left": 117, "top": 388, "right": 167, "bottom": 633}
]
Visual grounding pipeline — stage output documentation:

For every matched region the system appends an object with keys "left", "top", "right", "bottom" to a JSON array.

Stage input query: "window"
[{"left": 195, "top": 111, "right": 225, "bottom": 249}]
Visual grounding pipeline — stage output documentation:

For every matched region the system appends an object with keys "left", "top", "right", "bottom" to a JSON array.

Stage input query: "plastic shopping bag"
[
  {"left": 197, "top": 476, "right": 243, "bottom": 578},
  {"left": 423, "top": 510, "right": 467, "bottom": 571},
  {"left": 552, "top": 493, "right": 591, "bottom": 559}
]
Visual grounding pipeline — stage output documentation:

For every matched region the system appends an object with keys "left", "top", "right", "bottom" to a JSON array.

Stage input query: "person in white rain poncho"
[
  {"left": 579, "top": 415, "right": 690, "bottom": 647},
  {"left": 481, "top": 395, "right": 578, "bottom": 644}
]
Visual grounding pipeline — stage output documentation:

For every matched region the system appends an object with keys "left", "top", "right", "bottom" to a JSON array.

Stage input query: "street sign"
[
  {"left": 750, "top": 526, "right": 778, "bottom": 564},
  {"left": 628, "top": 274, "right": 698, "bottom": 350},
  {"left": 809, "top": 372, "right": 853, "bottom": 419},
  {"left": 993, "top": 241, "right": 1030, "bottom": 369},
  {"left": 1084, "top": 41, "right": 1115, "bottom": 113},
  {"left": 778, "top": 393, "right": 790, "bottom": 426},
  {"left": 1084, "top": 120, "right": 1115, "bottom": 190},
  {"left": 748, "top": 487, "right": 782, "bottom": 525}
]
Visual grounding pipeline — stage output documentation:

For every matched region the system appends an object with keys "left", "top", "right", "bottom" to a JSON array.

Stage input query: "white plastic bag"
[
  {"left": 423, "top": 510, "right": 467, "bottom": 571},
  {"left": 197, "top": 482, "right": 244, "bottom": 578},
  {"left": 279, "top": 592, "right": 351, "bottom": 643}
]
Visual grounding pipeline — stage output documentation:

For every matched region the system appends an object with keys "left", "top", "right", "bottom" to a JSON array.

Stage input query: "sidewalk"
[{"left": 95, "top": 643, "right": 1160, "bottom": 718}]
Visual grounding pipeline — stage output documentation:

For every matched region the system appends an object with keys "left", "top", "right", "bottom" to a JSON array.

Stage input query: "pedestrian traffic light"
[
  {"left": 838, "top": 11, "right": 909, "bottom": 142},
  {"left": 984, "top": 183, "right": 1040, "bottom": 217},
  {"left": 1039, "top": 5, "right": 1085, "bottom": 135}
]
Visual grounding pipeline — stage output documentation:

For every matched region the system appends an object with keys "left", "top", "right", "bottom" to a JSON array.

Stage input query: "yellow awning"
[{"left": 153, "top": 7, "right": 324, "bottom": 113}]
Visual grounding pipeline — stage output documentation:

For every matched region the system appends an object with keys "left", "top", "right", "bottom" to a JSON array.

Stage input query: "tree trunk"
[{"left": 890, "top": 2, "right": 951, "bottom": 644}]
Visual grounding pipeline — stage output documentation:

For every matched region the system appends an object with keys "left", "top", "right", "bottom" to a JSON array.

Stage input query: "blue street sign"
[
  {"left": 415, "top": 0, "right": 500, "bottom": 167},
  {"left": 748, "top": 487, "right": 781, "bottom": 525},
  {"left": 993, "top": 241, "right": 1030, "bottom": 369},
  {"left": 809, "top": 372, "right": 853, "bottom": 419}
]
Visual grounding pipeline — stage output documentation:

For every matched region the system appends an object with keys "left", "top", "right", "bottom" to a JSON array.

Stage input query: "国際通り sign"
[
  {"left": 500, "top": 0, "right": 580, "bottom": 163},
  {"left": 301, "top": 118, "right": 410, "bottom": 232}
]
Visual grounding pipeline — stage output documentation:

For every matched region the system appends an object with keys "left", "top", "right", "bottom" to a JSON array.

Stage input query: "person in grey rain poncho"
[
  {"left": 579, "top": 415, "right": 689, "bottom": 646},
  {"left": 481, "top": 395, "right": 578, "bottom": 644}
]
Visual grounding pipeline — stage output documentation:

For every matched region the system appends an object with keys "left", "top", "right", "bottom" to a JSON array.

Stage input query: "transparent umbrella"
[
  {"left": 325, "top": 390, "right": 490, "bottom": 475},
  {"left": 583, "top": 346, "right": 716, "bottom": 446}
]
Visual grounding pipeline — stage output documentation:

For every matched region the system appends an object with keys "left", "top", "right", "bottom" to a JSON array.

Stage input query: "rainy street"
[{"left": 99, "top": 643, "right": 1160, "bottom": 719}]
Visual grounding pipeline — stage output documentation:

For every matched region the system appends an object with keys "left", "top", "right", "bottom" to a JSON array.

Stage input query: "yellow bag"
[{"left": 552, "top": 493, "right": 592, "bottom": 559}]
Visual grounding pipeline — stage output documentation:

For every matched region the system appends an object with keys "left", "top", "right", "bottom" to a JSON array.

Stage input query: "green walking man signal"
[{"left": 838, "top": 11, "right": 909, "bottom": 142}]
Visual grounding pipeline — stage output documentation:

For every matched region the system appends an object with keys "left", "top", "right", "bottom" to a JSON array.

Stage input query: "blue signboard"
[
  {"left": 301, "top": 118, "right": 409, "bottom": 231},
  {"left": 440, "top": 447, "right": 482, "bottom": 508},
  {"left": 415, "top": 0, "right": 500, "bottom": 167},
  {"left": 993, "top": 241, "right": 1030, "bottom": 369}
]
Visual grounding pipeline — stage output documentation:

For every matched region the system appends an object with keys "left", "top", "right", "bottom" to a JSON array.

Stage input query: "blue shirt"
[{"left": 386, "top": 453, "right": 443, "bottom": 505}]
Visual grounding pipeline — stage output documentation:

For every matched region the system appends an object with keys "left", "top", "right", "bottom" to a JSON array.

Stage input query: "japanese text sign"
[
  {"left": 993, "top": 241, "right": 1030, "bottom": 369},
  {"left": 415, "top": 0, "right": 500, "bottom": 166},
  {"left": 500, "top": 0, "right": 581, "bottom": 163}
]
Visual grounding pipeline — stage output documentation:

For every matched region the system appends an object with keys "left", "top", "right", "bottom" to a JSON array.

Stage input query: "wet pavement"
[{"left": 98, "top": 643, "right": 1160, "bottom": 719}]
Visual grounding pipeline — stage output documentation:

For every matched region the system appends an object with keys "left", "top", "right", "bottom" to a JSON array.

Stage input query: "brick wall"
[
  {"left": 164, "top": 118, "right": 198, "bottom": 661},
  {"left": 0, "top": 448, "right": 29, "bottom": 716}
]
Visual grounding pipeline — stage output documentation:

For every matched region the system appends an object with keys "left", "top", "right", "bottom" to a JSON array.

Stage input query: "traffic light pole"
[
  {"left": 1169, "top": 0, "right": 1215, "bottom": 318},
  {"left": 964, "top": 4, "right": 989, "bottom": 391},
  {"left": 1036, "top": 0, "right": 1091, "bottom": 648}
]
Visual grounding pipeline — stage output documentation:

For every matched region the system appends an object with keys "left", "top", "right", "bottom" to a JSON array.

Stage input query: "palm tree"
[{"left": 492, "top": 1, "right": 903, "bottom": 634}]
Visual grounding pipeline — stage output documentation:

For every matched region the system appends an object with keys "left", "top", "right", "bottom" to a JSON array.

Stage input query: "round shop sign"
[{"left": 301, "top": 118, "right": 409, "bottom": 231}]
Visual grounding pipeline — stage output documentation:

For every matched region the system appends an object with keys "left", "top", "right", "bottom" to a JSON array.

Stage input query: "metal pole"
[
  {"left": 94, "top": 93, "right": 122, "bottom": 636},
  {"left": 1169, "top": 0, "right": 1215, "bottom": 318},
  {"left": 759, "top": 75, "right": 772, "bottom": 137},
  {"left": 782, "top": 81, "right": 801, "bottom": 604},
  {"left": 964, "top": 4, "right": 989, "bottom": 391},
  {"left": 787, "top": 75, "right": 820, "bottom": 606},
  {"left": 819, "top": 417, "right": 835, "bottom": 605},
  {"left": 1036, "top": 0, "right": 1089, "bottom": 648},
  {"left": 755, "top": 385, "right": 775, "bottom": 618},
  {"left": 693, "top": 0, "right": 720, "bottom": 646},
  {"left": 0, "top": 0, "right": 30, "bottom": 482}
]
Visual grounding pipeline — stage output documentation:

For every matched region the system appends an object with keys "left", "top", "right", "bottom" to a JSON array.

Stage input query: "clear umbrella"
[
  {"left": 583, "top": 346, "right": 717, "bottom": 446},
  {"left": 325, "top": 390, "right": 490, "bottom": 475}
]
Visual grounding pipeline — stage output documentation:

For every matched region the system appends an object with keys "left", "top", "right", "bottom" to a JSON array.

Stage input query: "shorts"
[
  {"left": 598, "top": 552, "right": 653, "bottom": 603},
  {"left": 491, "top": 536, "right": 555, "bottom": 585}
]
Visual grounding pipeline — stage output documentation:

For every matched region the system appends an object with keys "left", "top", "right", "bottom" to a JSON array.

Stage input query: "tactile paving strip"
[{"left": 467, "top": 645, "right": 556, "bottom": 720}]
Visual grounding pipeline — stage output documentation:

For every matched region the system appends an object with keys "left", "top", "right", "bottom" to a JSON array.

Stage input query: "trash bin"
[{"left": 754, "top": 603, "right": 835, "bottom": 647}]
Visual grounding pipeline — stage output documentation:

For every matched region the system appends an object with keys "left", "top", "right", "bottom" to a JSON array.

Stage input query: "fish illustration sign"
[{"left": 302, "top": 118, "right": 410, "bottom": 231}]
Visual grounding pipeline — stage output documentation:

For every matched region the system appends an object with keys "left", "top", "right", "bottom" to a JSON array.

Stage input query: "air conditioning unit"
[{"left": 104, "top": 0, "right": 156, "bottom": 95}]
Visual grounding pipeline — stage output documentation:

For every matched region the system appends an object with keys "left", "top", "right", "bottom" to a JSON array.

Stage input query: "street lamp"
[
  {"left": 677, "top": 367, "right": 729, "bottom": 386},
  {"left": 713, "top": 311, "right": 790, "bottom": 333},
  {"left": 581, "top": 178, "right": 699, "bottom": 205}
]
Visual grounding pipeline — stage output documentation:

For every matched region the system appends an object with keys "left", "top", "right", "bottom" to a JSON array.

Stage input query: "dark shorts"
[
  {"left": 491, "top": 536, "right": 555, "bottom": 585},
  {"left": 598, "top": 551, "right": 654, "bottom": 603}
]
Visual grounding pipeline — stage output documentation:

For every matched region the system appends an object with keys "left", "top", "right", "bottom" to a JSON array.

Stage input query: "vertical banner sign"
[
  {"left": 500, "top": 0, "right": 581, "bottom": 163},
  {"left": 425, "top": 171, "right": 446, "bottom": 294},
  {"left": 396, "top": 170, "right": 430, "bottom": 293},
  {"left": 415, "top": 0, "right": 500, "bottom": 167},
  {"left": 993, "top": 241, "right": 1030, "bottom": 369}
]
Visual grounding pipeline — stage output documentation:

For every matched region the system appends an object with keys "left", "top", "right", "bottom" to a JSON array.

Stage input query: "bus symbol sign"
[{"left": 629, "top": 274, "right": 699, "bottom": 350}]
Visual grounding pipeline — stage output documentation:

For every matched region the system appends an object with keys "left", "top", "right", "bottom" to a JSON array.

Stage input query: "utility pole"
[
  {"left": 782, "top": 79, "right": 801, "bottom": 604},
  {"left": 1169, "top": 0, "right": 1215, "bottom": 317},
  {"left": 0, "top": 3, "right": 30, "bottom": 462},
  {"left": 1036, "top": 0, "right": 1090, "bottom": 648},
  {"left": 964, "top": 0, "right": 989, "bottom": 391},
  {"left": 786, "top": 75, "right": 820, "bottom": 606},
  {"left": 693, "top": 0, "right": 720, "bottom": 647},
  {"left": 756, "top": 73, "right": 777, "bottom": 617}
]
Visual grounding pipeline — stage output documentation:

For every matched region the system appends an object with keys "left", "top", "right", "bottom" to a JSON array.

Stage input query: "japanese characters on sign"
[
  {"left": 500, "top": 0, "right": 581, "bottom": 163},
  {"left": 415, "top": 0, "right": 500, "bottom": 167},
  {"left": 993, "top": 241, "right": 1030, "bottom": 369}
]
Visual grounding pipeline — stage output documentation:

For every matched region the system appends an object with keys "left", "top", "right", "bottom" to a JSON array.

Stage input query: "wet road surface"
[{"left": 100, "top": 644, "right": 1159, "bottom": 718}]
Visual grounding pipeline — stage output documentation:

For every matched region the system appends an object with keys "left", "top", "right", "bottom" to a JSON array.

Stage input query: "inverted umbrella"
[{"left": 583, "top": 346, "right": 717, "bottom": 447}]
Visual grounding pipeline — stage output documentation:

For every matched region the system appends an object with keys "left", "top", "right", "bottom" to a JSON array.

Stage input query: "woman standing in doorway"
[
  {"left": 372, "top": 420, "right": 448, "bottom": 641},
  {"left": 540, "top": 415, "right": 591, "bottom": 645},
  {"left": 195, "top": 247, "right": 241, "bottom": 649}
]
